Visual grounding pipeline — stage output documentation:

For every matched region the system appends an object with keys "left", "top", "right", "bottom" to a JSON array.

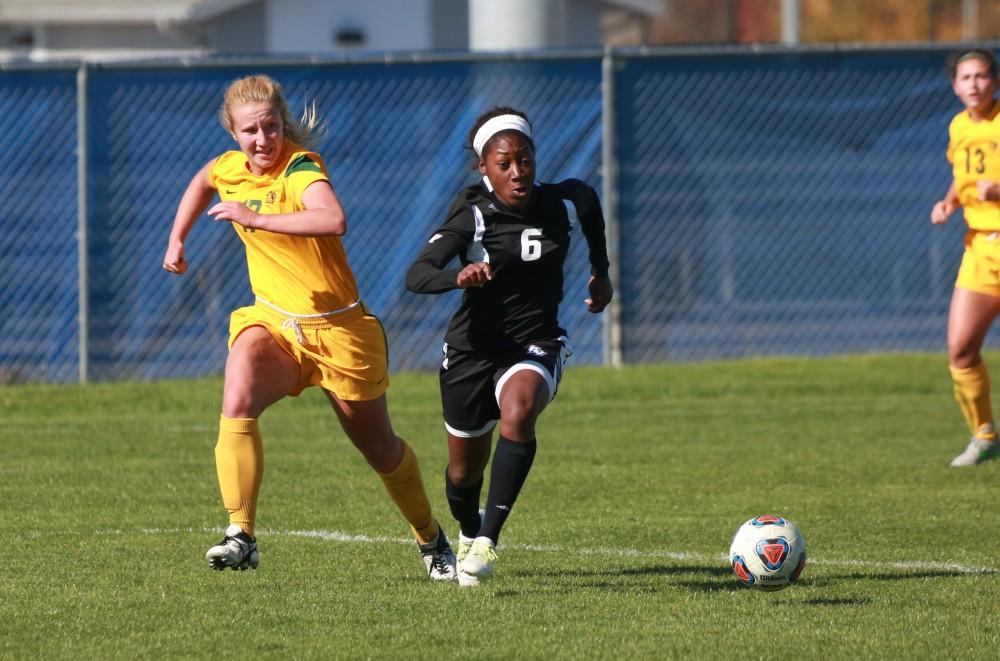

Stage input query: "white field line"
[{"left": 91, "top": 527, "right": 1000, "bottom": 576}]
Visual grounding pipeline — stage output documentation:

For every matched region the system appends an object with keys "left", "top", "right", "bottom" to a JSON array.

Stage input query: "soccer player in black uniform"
[{"left": 405, "top": 106, "right": 613, "bottom": 586}]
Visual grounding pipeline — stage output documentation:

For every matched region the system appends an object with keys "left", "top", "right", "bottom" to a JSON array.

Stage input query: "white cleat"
[
  {"left": 950, "top": 437, "right": 1000, "bottom": 467},
  {"left": 206, "top": 524, "right": 259, "bottom": 571},
  {"left": 420, "top": 529, "right": 457, "bottom": 581}
]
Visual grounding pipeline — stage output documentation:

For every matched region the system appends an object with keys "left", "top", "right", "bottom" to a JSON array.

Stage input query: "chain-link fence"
[
  {"left": 615, "top": 48, "right": 964, "bottom": 362},
  {"left": 0, "top": 47, "right": 980, "bottom": 383},
  {"left": 0, "top": 69, "right": 79, "bottom": 383}
]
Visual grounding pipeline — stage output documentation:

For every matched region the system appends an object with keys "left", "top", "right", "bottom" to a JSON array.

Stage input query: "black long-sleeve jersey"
[{"left": 405, "top": 178, "right": 610, "bottom": 352}]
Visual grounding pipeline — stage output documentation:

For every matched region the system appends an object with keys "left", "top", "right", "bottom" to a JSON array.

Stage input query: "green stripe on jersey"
[{"left": 285, "top": 154, "right": 322, "bottom": 176}]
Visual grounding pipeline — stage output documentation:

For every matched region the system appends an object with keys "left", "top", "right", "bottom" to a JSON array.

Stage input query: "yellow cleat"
[{"left": 458, "top": 536, "right": 497, "bottom": 587}]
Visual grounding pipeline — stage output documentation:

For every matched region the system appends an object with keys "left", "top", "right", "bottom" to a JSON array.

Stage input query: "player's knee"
[
  {"left": 222, "top": 387, "right": 257, "bottom": 418},
  {"left": 948, "top": 341, "right": 981, "bottom": 368},
  {"left": 498, "top": 407, "right": 539, "bottom": 442},
  {"left": 447, "top": 462, "right": 483, "bottom": 487},
  {"left": 346, "top": 426, "right": 403, "bottom": 474},
  {"left": 500, "top": 394, "right": 542, "bottom": 427}
]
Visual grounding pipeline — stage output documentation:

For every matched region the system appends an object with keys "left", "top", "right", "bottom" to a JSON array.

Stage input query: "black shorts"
[{"left": 439, "top": 337, "right": 571, "bottom": 437}]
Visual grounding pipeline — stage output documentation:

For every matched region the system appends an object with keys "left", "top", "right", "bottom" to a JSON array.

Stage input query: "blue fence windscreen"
[{"left": 0, "top": 48, "right": 978, "bottom": 382}]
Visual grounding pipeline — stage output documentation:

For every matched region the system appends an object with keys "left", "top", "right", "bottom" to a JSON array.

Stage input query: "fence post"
[
  {"left": 77, "top": 64, "right": 89, "bottom": 384},
  {"left": 601, "top": 46, "right": 623, "bottom": 367}
]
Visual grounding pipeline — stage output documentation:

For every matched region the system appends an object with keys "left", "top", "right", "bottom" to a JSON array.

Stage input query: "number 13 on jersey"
[{"left": 964, "top": 141, "right": 1000, "bottom": 175}]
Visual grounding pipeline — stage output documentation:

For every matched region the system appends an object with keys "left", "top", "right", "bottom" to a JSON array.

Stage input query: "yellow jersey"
[
  {"left": 947, "top": 101, "right": 1000, "bottom": 230},
  {"left": 209, "top": 142, "right": 359, "bottom": 314}
]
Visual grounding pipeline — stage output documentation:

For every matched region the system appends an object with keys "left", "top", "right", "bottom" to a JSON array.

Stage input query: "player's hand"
[
  {"left": 207, "top": 201, "right": 262, "bottom": 230},
  {"left": 585, "top": 275, "right": 613, "bottom": 313},
  {"left": 931, "top": 200, "right": 955, "bottom": 224},
  {"left": 978, "top": 180, "right": 1000, "bottom": 202},
  {"left": 162, "top": 241, "right": 188, "bottom": 274},
  {"left": 456, "top": 262, "right": 493, "bottom": 288}
]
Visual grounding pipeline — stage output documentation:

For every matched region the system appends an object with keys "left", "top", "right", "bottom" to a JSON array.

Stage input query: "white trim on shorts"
[
  {"left": 494, "top": 360, "right": 557, "bottom": 407},
  {"left": 445, "top": 418, "right": 498, "bottom": 438}
]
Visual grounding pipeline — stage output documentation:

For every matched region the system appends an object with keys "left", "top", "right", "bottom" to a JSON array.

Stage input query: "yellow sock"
[
  {"left": 215, "top": 415, "right": 264, "bottom": 537},
  {"left": 950, "top": 364, "right": 998, "bottom": 441},
  {"left": 377, "top": 441, "right": 439, "bottom": 545}
]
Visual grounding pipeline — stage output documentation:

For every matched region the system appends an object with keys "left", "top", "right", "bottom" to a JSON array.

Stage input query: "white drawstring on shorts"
[
  {"left": 281, "top": 318, "right": 307, "bottom": 344},
  {"left": 256, "top": 296, "right": 361, "bottom": 345}
]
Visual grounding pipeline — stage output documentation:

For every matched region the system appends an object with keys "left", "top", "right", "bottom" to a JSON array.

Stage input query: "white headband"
[{"left": 473, "top": 114, "right": 532, "bottom": 157}]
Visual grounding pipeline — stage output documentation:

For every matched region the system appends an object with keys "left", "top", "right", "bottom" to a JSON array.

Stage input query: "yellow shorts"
[
  {"left": 228, "top": 300, "right": 389, "bottom": 401},
  {"left": 956, "top": 230, "right": 1000, "bottom": 298}
]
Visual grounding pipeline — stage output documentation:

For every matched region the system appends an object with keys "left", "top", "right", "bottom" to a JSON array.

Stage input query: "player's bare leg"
[
  {"left": 208, "top": 327, "right": 298, "bottom": 570},
  {"left": 326, "top": 392, "right": 456, "bottom": 579},
  {"left": 460, "top": 370, "right": 550, "bottom": 586},
  {"left": 947, "top": 288, "right": 1000, "bottom": 465}
]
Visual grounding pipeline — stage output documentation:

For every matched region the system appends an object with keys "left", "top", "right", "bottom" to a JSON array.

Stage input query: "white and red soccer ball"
[{"left": 729, "top": 515, "right": 807, "bottom": 591}]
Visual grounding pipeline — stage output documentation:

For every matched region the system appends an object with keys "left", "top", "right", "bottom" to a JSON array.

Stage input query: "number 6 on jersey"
[{"left": 521, "top": 228, "right": 542, "bottom": 261}]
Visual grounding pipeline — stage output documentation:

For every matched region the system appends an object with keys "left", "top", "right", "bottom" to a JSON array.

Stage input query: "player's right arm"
[
  {"left": 405, "top": 196, "right": 480, "bottom": 293},
  {"left": 163, "top": 160, "right": 217, "bottom": 274},
  {"left": 931, "top": 180, "right": 959, "bottom": 225},
  {"left": 932, "top": 117, "right": 962, "bottom": 225}
]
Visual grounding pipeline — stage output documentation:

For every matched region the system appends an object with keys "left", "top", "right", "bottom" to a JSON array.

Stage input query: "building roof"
[
  {"left": 0, "top": 0, "right": 258, "bottom": 23},
  {"left": 0, "top": 0, "right": 663, "bottom": 25},
  {"left": 606, "top": 0, "right": 663, "bottom": 15}
]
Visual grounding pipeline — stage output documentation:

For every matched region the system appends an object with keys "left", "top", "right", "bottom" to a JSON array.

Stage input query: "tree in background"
[{"left": 640, "top": 0, "right": 1000, "bottom": 45}]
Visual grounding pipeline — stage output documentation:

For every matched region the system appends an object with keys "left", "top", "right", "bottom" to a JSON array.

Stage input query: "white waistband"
[{"left": 255, "top": 296, "right": 361, "bottom": 318}]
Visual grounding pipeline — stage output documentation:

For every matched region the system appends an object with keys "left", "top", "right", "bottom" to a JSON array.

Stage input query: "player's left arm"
[
  {"left": 565, "top": 179, "right": 613, "bottom": 313},
  {"left": 207, "top": 179, "right": 346, "bottom": 236}
]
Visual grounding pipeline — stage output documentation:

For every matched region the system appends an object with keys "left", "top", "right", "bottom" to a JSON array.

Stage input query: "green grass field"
[{"left": 3, "top": 353, "right": 1000, "bottom": 659}]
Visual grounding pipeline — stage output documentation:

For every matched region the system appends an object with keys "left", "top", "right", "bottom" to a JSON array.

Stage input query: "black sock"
[
  {"left": 445, "top": 467, "right": 484, "bottom": 539},
  {"left": 479, "top": 436, "right": 537, "bottom": 544}
]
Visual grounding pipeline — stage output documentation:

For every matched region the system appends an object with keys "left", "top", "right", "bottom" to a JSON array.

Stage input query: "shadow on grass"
[
  {"left": 801, "top": 597, "right": 873, "bottom": 606},
  {"left": 495, "top": 564, "right": 981, "bottom": 597},
  {"left": 806, "top": 569, "right": 976, "bottom": 586},
  {"left": 498, "top": 563, "right": 735, "bottom": 596},
  {"left": 508, "top": 563, "right": 731, "bottom": 580}
]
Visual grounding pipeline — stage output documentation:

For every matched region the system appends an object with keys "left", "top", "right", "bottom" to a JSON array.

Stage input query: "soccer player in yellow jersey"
[
  {"left": 162, "top": 74, "right": 456, "bottom": 578},
  {"left": 931, "top": 49, "right": 1000, "bottom": 466}
]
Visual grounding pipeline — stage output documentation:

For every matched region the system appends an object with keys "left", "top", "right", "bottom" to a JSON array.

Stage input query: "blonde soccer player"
[
  {"left": 932, "top": 48, "right": 1000, "bottom": 466},
  {"left": 162, "top": 74, "right": 456, "bottom": 578}
]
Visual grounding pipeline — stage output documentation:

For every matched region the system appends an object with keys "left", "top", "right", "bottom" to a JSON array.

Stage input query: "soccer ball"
[{"left": 729, "top": 515, "right": 807, "bottom": 591}]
